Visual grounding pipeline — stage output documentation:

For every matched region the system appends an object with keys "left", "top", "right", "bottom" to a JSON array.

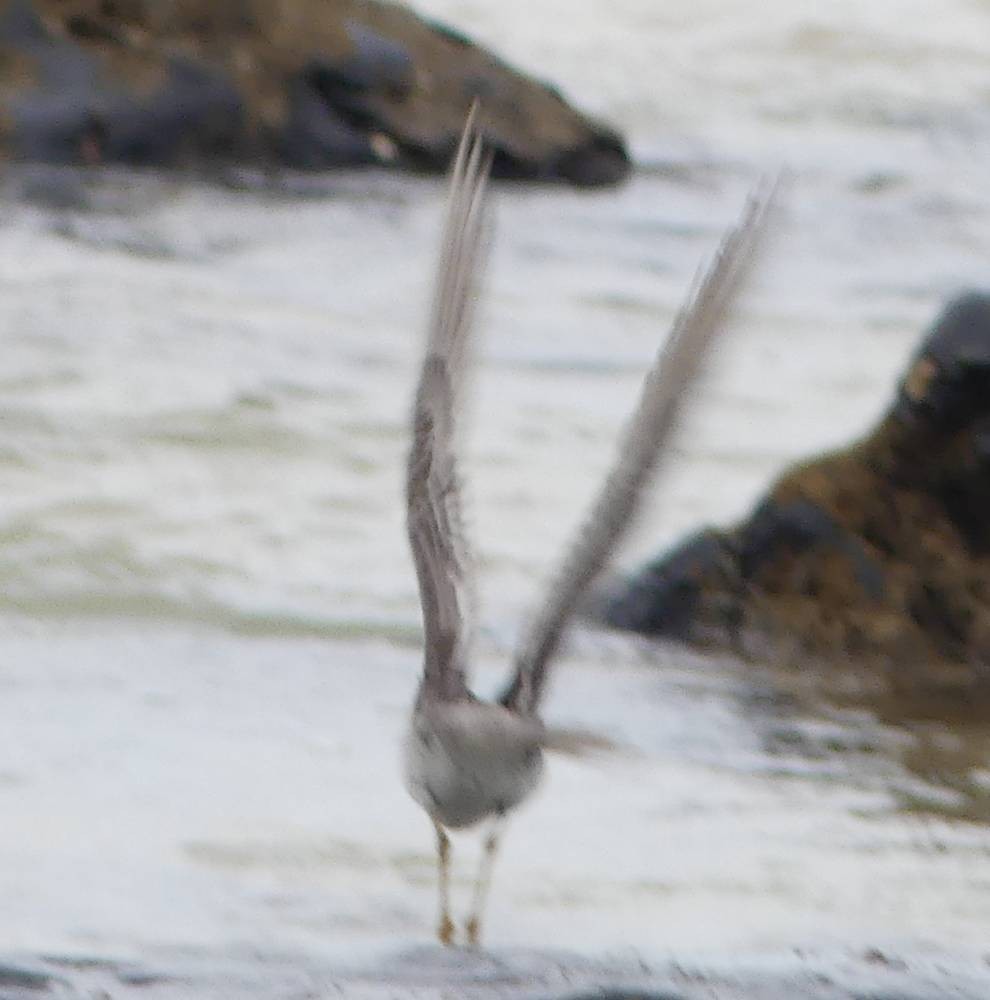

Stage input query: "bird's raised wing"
[
  {"left": 407, "top": 107, "right": 491, "bottom": 701},
  {"left": 501, "top": 180, "right": 776, "bottom": 715}
]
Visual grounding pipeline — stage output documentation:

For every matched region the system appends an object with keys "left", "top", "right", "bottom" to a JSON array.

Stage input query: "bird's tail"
[{"left": 540, "top": 724, "right": 624, "bottom": 757}]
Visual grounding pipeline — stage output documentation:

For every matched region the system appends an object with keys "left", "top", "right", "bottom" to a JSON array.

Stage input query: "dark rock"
[
  {"left": 8, "top": 95, "right": 102, "bottom": 165},
  {"left": 1, "top": 3, "right": 244, "bottom": 166},
  {"left": 0, "top": 0, "right": 630, "bottom": 185},
  {"left": 99, "top": 58, "right": 246, "bottom": 166},
  {"left": 551, "top": 130, "right": 631, "bottom": 187},
  {"left": 602, "top": 293, "right": 990, "bottom": 694},
  {"left": 895, "top": 292, "right": 990, "bottom": 433},
  {"left": 15, "top": 163, "right": 91, "bottom": 208},
  {"left": 736, "top": 497, "right": 886, "bottom": 599},
  {"left": 276, "top": 69, "right": 376, "bottom": 168},
  {"left": 600, "top": 529, "right": 739, "bottom": 640}
]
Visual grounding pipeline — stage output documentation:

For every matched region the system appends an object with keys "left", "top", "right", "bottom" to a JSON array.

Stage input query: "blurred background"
[{"left": 1, "top": 0, "right": 989, "bottom": 993}]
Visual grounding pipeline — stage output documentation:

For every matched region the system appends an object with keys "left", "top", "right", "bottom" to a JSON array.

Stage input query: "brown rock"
[
  {"left": 0, "top": 0, "right": 629, "bottom": 184},
  {"left": 602, "top": 293, "right": 990, "bottom": 698}
]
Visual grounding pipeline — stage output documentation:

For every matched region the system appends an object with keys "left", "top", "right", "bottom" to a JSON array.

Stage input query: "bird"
[{"left": 402, "top": 105, "right": 774, "bottom": 948}]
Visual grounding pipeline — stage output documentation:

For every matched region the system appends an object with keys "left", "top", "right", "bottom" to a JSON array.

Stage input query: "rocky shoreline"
[{"left": 0, "top": 0, "right": 629, "bottom": 186}]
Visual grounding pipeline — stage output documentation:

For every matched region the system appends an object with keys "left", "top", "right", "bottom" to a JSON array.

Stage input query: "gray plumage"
[
  {"left": 500, "top": 180, "right": 774, "bottom": 714},
  {"left": 405, "top": 111, "right": 488, "bottom": 706},
  {"left": 404, "top": 106, "right": 774, "bottom": 946}
]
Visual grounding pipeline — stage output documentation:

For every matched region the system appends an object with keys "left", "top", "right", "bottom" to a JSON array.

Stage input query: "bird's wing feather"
[
  {"left": 407, "top": 107, "right": 491, "bottom": 700},
  {"left": 501, "top": 180, "right": 777, "bottom": 714}
]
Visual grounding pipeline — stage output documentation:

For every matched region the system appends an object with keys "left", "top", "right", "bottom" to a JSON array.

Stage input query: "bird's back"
[{"left": 403, "top": 698, "right": 544, "bottom": 829}]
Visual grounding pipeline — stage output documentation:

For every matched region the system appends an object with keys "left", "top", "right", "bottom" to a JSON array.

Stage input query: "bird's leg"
[
  {"left": 433, "top": 820, "right": 455, "bottom": 946},
  {"left": 465, "top": 815, "right": 506, "bottom": 947}
]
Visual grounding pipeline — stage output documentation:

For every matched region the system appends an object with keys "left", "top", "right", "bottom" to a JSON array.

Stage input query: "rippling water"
[{"left": 1, "top": 0, "right": 990, "bottom": 991}]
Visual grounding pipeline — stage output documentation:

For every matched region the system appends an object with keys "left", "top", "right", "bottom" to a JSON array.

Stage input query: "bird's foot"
[
  {"left": 437, "top": 913, "right": 456, "bottom": 946},
  {"left": 465, "top": 915, "right": 481, "bottom": 948}
]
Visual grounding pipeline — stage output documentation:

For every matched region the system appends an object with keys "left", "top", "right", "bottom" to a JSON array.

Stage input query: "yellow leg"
[
  {"left": 465, "top": 817, "right": 506, "bottom": 947},
  {"left": 433, "top": 821, "right": 455, "bottom": 946}
]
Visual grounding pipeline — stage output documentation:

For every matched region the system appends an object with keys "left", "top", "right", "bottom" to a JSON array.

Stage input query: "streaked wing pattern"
[
  {"left": 501, "top": 179, "right": 777, "bottom": 714},
  {"left": 407, "top": 108, "right": 492, "bottom": 700}
]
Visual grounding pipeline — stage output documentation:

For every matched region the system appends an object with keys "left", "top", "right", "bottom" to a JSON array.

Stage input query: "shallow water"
[{"left": 1, "top": 0, "right": 990, "bottom": 993}]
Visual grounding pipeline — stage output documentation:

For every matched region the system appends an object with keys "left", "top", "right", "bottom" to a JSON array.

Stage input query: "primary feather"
[
  {"left": 406, "top": 106, "right": 491, "bottom": 702},
  {"left": 500, "top": 180, "right": 777, "bottom": 715}
]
